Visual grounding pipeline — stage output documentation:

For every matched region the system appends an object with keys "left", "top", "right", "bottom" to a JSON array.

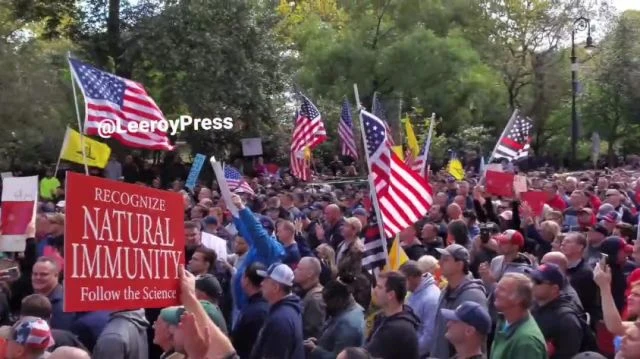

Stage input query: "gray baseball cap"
[{"left": 436, "top": 244, "right": 470, "bottom": 262}]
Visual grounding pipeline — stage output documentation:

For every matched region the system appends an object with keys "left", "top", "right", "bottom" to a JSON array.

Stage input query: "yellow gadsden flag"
[
  {"left": 392, "top": 146, "right": 404, "bottom": 160},
  {"left": 60, "top": 127, "right": 111, "bottom": 168},
  {"left": 402, "top": 118, "right": 420, "bottom": 157},
  {"left": 447, "top": 158, "right": 465, "bottom": 181},
  {"left": 383, "top": 235, "right": 409, "bottom": 272}
]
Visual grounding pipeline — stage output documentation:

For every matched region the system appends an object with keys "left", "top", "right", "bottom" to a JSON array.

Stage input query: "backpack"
[{"left": 557, "top": 304, "right": 598, "bottom": 352}]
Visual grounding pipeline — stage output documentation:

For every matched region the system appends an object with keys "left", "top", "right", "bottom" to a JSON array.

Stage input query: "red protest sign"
[
  {"left": 521, "top": 191, "right": 547, "bottom": 217},
  {"left": 485, "top": 170, "right": 515, "bottom": 197},
  {"left": 64, "top": 172, "right": 184, "bottom": 312}
]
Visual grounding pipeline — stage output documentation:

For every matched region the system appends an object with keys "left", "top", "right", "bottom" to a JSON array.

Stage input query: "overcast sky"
[{"left": 613, "top": 0, "right": 640, "bottom": 11}]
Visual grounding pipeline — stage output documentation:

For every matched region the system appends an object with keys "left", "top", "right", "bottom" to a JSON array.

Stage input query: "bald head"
[
  {"left": 299, "top": 256, "right": 322, "bottom": 276},
  {"left": 324, "top": 204, "right": 342, "bottom": 223},
  {"left": 49, "top": 346, "right": 91, "bottom": 359},
  {"left": 447, "top": 203, "right": 462, "bottom": 220},
  {"left": 541, "top": 251, "right": 568, "bottom": 273}
]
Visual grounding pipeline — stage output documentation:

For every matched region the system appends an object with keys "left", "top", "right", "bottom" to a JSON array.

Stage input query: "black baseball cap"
[{"left": 195, "top": 274, "right": 223, "bottom": 300}]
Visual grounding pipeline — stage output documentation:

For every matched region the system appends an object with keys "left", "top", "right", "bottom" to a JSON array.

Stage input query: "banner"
[
  {"left": 60, "top": 127, "right": 111, "bottom": 169},
  {"left": 64, "top": 172, "right": 184, "bottom": 312},
  {"left": 185, "top": 154, "right": 206, "bottom": 190},
  {"left": 1, "top": 176, "right": 38, "bottom": 252}
]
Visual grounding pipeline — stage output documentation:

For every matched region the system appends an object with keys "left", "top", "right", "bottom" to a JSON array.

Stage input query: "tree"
[{"left": 582, "top": 10, "right": 640, "bottom": 165}]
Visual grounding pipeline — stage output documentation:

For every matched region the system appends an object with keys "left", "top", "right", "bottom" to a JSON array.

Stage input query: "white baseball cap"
[{"left": 257, "top": 263, "right": 294, "bottom": 287}]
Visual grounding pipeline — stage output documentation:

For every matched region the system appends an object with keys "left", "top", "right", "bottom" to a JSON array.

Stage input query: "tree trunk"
[{"left": 107, "top": 0, "right": 121, "bottom": 75}]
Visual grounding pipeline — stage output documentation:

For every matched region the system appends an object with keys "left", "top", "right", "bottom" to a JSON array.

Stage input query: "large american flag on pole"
[
  {"left": 361, "top": 110, "right": 433, "bottom": 237},
  {"left": 338, "top": 99, "right": 358, "bottom": 159},
  {"left": 68, "top": 58, "right": 174, "bottom": 151},
  {"left": 223, "top": 165, "right": 255, "bottom": 196},
  {"left": 372, "top": 94, "right": 395, "bottom": 146},
  {"left": 290, "top": 95, "right": 326, "bottom": 181},
  {"left": 494, "top": 111, "right": 534, "bottom": 161}
]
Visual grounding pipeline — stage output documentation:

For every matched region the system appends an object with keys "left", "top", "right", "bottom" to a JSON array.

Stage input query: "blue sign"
[{"left": 185, "top": 154, "right": 206, "bottom": 190}]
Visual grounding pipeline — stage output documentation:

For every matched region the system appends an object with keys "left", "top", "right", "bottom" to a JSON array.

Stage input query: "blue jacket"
[
  {"left": 406, "top": 274, "right": 441, "bottom": 357},
  {"left": 49, "top": 285, "right": 77, "bottom": 331},
  {"left": 232, "top": 293, "right": 269, "bottom": 359},
  {"left": 70, "top": 310, "right": 112, "bottom": 352},
  {"left": 232, "top": 208, "right": 285, "bottom": 311},
  {"left": 251, "top": 294, "right": 304, "bottom": 359}
]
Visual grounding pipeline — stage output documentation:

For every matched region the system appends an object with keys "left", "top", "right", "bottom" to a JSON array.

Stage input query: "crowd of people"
[{"left": 3, "top": 154, "right": 640, "bottom": 359}]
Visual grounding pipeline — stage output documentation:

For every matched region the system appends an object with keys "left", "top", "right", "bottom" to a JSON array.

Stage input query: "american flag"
[
  {"left": 290, "top": 95, "right": 326, "bottom": 181},
  {"left": 224, "top": 165, "right": 255, "bottom": 196},
  {"left": 362, "top": 208, "right": 387, "bottom": 270},
  {"left": 494, "top": 110, "right": 534, "bottom": 161},
  {"left": 338, "top": 99, "right": 358, "bottom": 159},
  {"left": 361, "top": 110, "right": 433, "bottom": 237},
  {"left": 372, "top": 94, "right": 395, "bottom": 146},
  {"left": 68, "top": 58, "right": 173, "bottom": 151},
  {"left": 410, "top": 145, "right": 426, "bottom": 174}
]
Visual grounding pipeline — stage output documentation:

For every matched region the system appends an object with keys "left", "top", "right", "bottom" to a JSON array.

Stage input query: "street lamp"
[{"left": 570, "top": 16, "right": 595, "bottom": 168}]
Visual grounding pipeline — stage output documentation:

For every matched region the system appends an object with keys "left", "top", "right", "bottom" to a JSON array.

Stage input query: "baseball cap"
[
  {"left": 603, "top": 211, "right": 621, "bottom": 224},
  {"left": 195, "top": 274, "right": 223, "bottom": 300},
  {"left": 571, "top": 352, "right": 607, "bottom": 359},
  {"left": 202, "top": 216, "right": 218, "bottom": 226},
  {"left": 600, "top": 236, "right": 634, "bottom": 257},
  {"left": 257, "top": 263, "right": 294, "bottom": 287},
  {"left": 259, "top": 216, "right": 275, "bottom": 232},
  {"left": 159, "top": 300, "right": 221, "bottom": 326},
  {"left": 531, "top": 263, "right": 565, "bottom": 287},
  {"left": 496, "top": 229, "right": 524, "bottom": 249},
  {"left": 435, "top": 244, "right": 470, "bottom": 263},
  {"left": 10, "top": 316, "right": 54, "bottom": 350},
  {"left": 352, "top": 208, "right": 367, "bottom": 217},
  {"left": 588, "top": 223, "right": 609, "bottom": 237},
  {"left": 440, "top": 301, "right": 492, "bottom": 335},
  {"left": 597, "top": 203, "right": 615, "bottom": 219}
]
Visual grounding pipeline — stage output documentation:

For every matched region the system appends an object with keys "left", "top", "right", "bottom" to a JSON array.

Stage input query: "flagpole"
[
  {"left": 487, "top": 109, "right": 518, "bottom": 167},
  {"left": 54, "top": 127, "right": 71, "bottom": 176},
  {"left": 68, "top": 52, "right": 89, "bottom": 176},
  {"left": 353, "top": 83, "right": 389, "bottom": 267},
  {"left": 420, "top": 113, "right": 436, "bottom": 177}
]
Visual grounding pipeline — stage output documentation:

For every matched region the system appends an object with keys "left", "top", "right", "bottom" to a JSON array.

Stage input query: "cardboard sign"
[
  {"left": 241, "top": 138, "right": 263, "bottom": 157},
  {"left": 64, "top": 172, "right": 184, "bottom": 312},
  {"left": 1, "top": 176, "right": 38, "bottom": 252},
  {"left": 485, "top": 170, "right": 515, "bottom": 197},
  {"left": 185, "top": 154, "right": 206, "bottom": 190},
  {"left": 520, "top": 191, "right": 547, "bottom": 217},
  {"left": 513, "top": 175, "right": 528, "bottom": 193}
]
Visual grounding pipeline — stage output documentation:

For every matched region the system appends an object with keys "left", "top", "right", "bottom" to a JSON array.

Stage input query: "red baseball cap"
[{"left": 496, "top": 229, "right": 525, "bottom": 249}]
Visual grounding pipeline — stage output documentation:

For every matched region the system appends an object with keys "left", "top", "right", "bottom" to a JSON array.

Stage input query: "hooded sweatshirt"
[
  {"left": 487, "top": 253, "right": 535, "bottom": 320},
  {"left": 250, "top": 294, "right": 304, "bottom": 359},
  {"left": 430, "top": 278, "right": 487, "bottom": 359},
  {"left": 92, "top": 309, "right": 149, "bottom": 359},
  {"left": 365, "top": 305, "right": 420, "bottom": 359},
  {"left": 406, "top": 274, "right": 441, "bottom": 357}
]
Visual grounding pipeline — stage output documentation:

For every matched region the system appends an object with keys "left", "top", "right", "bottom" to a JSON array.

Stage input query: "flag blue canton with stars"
[
  {"left": 363, "top": 113, "right": 387, "bottom": 155},
  {"left": 69, "top": 59, "right": 126, "bottom": 105}
]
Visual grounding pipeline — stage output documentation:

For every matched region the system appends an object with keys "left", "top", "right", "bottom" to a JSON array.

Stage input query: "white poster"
[
  {"left": 241, "top": 138, "right": 263, "bottom": 157},
  {"left": 1, "top": 176, "right": 38, "bottom": 252},
  {"left": 513, "top": 175, "right": 528, "bottom": 193}
]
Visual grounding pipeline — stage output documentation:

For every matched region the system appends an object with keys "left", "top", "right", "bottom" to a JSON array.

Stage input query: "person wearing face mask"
[{"left": 303, "top": 277, "right": 365, "bottom": 358}]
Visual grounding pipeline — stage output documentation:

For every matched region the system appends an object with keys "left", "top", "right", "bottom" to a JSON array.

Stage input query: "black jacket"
[
  {"left": 232, "top": 293, "right": 269, "bottom": 359},
  {"left": 50, "top": 329, "right": 88, "bottom": 352},
  {"left": 404, "top": 243, "right": 426, "bottom": 261},
  {"left": 567, "top": 258, "right": 599, "bottom": 323},
  {"left": 365, "top": 305, "right": 420, "bottom": 359},
  {"left": 532, "top": 294, "right": 583, "bottom": 359}
]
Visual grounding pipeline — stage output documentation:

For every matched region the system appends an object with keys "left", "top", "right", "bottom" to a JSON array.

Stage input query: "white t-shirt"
[{"left": 201, "top": 232, "right": 228, "bottom": 260}]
